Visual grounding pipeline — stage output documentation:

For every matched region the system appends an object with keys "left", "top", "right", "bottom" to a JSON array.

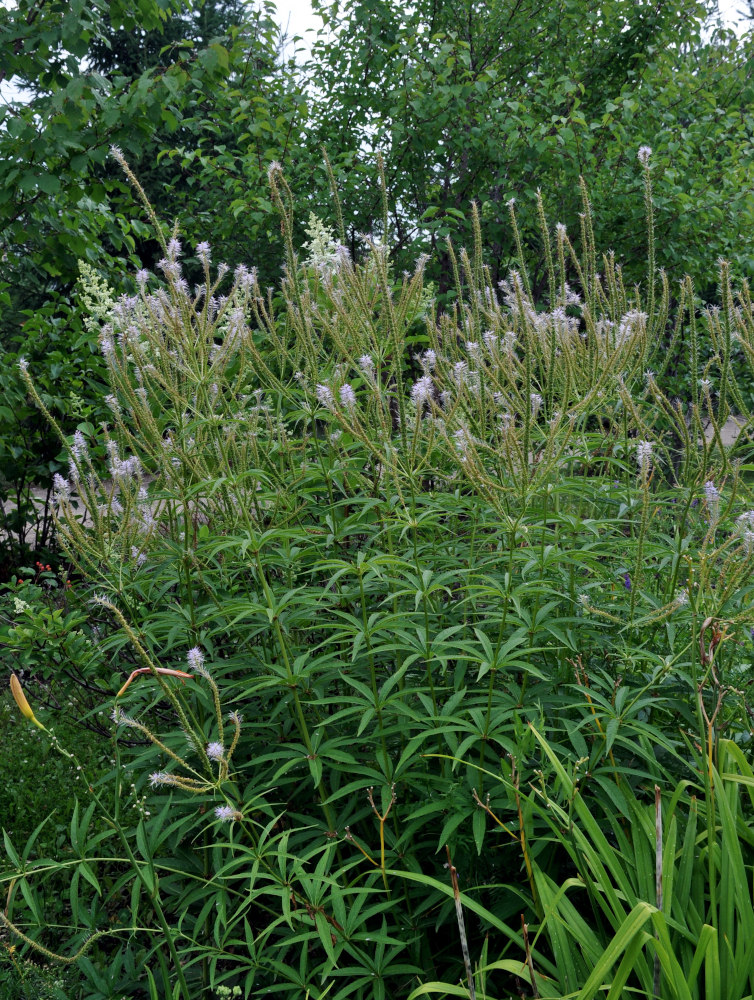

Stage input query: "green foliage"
[
  {"left": 0, "top": 950, "right": 79, "bottom": 1000},
  {"left": 311, "top": 0, "right": 754, "bottom": 298},
  {"left": 416, "top": 735, "right": 754, "bottom": 1000},
  {"left": 0, "top": 572, "right": 111, "bottom": 718},
  {"left": 0, "top": 0, "right": 305, "bottom": 575},
  {"left": 3, "top": 0, "right": 754, "bottom": 578},
  {"left": 0, "top": 292, "right": 109, "bottom": 579},
  {"left": 3, "top": 160, "right": 754, "bottom": 999},
  {"left": 0, "top": 679, "right": 110, "bottom": 945}
]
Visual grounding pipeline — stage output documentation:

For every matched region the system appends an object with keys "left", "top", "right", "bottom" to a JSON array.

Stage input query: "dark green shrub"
[{"left": 4, "top": 154, "right": 754, "bottom": 999}]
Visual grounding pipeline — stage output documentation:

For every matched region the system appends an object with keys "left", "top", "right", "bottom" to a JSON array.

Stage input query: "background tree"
[
  {"left": 0, "top": 0, "right": 308, "bottom": 575},
  {"left": 310, "top": 0, "right": 754, "bottom": 300}
]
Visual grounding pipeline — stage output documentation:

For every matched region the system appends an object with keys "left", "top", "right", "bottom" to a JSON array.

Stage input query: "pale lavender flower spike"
[
  {"left": 315, "top": 384, "right": 335, "bottom": 410},
  {"left": 207, "top": 742, "right": 225, "bottom": 762},
  {"left": 71, "top": 430, "right": 88, "bottom": 463},
  {"left": 411, "top": 376, "right": 433, "bottom": 406},
  {"left": 704, "top": 481, "right": 720, "bottom": 524},
  {"left": 215, "top": 805, "right": 240, "bottom": 822},
  {"left": 196, "top": 242, "right": 211, "bottom": 265},
  {"left": 358, "top": 356, "right": 375, "bottom": 382},
  {"left": 638, "top": 145, "right": 652, "bottom": 167},
  {"left": 53, "top": 474, "right": 70, "bottom": 500},
  {"left": 339, "top": 384, "right": 356, "bottom": 409},
  {"left": 704, "top": 481, "right": 719, "bottom": 503},
  {"left": 422, "top": 349, "right": 437, "bottom": 372},
  {"left": 453, "top": 427, "right": 471, "bottom": 458},
  {"left": 636, "top": 440, "right": 653, "bottom": 474},
  {"left": 187, "top": 646, "right": 207, "bottom": 674},
  {"left": 131, "top": 546, "right": 147, "bottom": 567}
]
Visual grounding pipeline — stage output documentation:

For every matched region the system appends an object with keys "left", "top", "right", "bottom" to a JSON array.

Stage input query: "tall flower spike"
[
  {"left": 339, "top": 384, "right": 356, "bottom": 410},
  {"left": 227, "top": 710, "right": 243, "bottom": 762},
  {"left": 315, "top": 384, "right": 335, "bottom": 410},
  {"left": 411, "top": 376, "right": 434, "bottom": 406},
  {"left": 358, "top": 356, "right": 376, "bottom": 382},
  {"left": 636, "top": 440, "right": 653, "bottom": 476},
  {"left": 704, "top": 481, "right": 720, "bottom": 525}
]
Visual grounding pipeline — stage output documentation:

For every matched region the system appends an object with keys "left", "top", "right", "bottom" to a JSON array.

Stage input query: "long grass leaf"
[{"left": 572, "top": 902, "right": 655, "bottom": 1000}]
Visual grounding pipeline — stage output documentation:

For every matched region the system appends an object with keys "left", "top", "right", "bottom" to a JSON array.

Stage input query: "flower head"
[
  {"left": 215, "top": 805, "right": 243, "bottom": 823},
  {"left": 53, "top": 474, "right": 70, "bottom": 501},
  {"left": 207, "top": 741, "right": 225, "bottom": 762},
  {"left": 339, "top": 383, "right": 356, "bottom": 410},
  {"left": 452, "top": 360, "right": 469, "bottom": 385},
  {"left": 111, "top": 705, "right": 139, "bottom": 729},
  {"left": 187, "top": 646, "right": 208, "bottom": 677},
  {"left": 71, "top": 430, "right": 88, "bottom": 464},
  {"left": 234, "top": 263, "right": 256, "bottom": 292},
  {"left": 196, "top": 242, "right": 211, "bottom": 266},
  {"left": 421, "top": 349, "right": 437, "bottom": 373},
  {"left": 638, "top": 145, "right": 652, "bottom": 167},
  {"left": 315, "top": 384, "right": 335, "bottom": 410},
  {"left": 149, "top": 772, "right": 177, "bottom": 788},
  {"left": 303, "top": 214, "right": 340, "bottom": 271},
  {"left": 636, "top": 440, "right": 653, "bottom": 476},
  {"left": 131, "top": 546, "right": 148, "bottom": 567},
  {"left": 704, "top": 481, "right": 720, "bottom": 524},
  {"left": 453, "top": 427, "right": 472, "bottom": 460},
  {"left": 410, "top": 376, "right": 434, "bottom": 407}
]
